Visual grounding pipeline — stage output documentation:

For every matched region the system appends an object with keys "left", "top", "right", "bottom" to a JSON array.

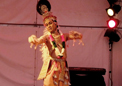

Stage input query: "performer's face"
[{"left": 44, "top": 19, "right": 57, "bottom": 33}]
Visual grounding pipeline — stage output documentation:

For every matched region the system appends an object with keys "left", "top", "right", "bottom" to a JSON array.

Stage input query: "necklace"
[{"left": 49, "top": 30, "right": 65, "bottom": 58}]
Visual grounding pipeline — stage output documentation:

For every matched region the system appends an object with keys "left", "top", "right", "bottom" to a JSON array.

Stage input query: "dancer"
[{"left": 28, "top": 0, "right": 83, "bottom": 86}]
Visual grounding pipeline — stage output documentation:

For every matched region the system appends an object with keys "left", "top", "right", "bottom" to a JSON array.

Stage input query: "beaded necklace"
[{"left": 49, "top": 30, "right": 65, "bottom": 58}]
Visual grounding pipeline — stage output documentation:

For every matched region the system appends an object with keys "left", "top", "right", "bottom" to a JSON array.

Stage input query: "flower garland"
[{"left": 49, "top": 30, "right": 65, "bottom": 58}]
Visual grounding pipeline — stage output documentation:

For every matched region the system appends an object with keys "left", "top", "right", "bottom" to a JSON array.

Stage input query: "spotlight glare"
[
  {"left": 107, "top": 8, "right": 114, "bottom": 16},
  {"left": 108, "top": 20, "right": 116, "bottom": 28},
  {"left": 107, "top": 19, "right": 119, "bottom": 29}
]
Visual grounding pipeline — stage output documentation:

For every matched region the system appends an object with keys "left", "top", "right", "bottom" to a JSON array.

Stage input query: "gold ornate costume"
[{"left": 38, "top": 56, "right": 70, "bottom": 86}]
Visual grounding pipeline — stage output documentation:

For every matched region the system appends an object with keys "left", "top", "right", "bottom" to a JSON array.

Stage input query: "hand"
[
  {"left": 69, "top": 31, "right": 82, "bottom": 39},
  {"left": 28, "top": 35, "right": 39, "bottom": 49}
]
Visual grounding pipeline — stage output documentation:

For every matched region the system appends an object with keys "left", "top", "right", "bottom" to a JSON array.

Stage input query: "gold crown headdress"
[{"left": 36, "top": 0, "right": 57, "bottom": 23}]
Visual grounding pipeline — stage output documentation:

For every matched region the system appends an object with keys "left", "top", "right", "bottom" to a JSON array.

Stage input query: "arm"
[{"left": 28, "top": 34, "right": 47, "bottom": 49}]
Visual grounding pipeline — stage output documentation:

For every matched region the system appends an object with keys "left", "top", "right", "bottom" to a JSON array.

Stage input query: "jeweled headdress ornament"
[{"left": 36, "top": 0, "right": 57, "bottom": 23}]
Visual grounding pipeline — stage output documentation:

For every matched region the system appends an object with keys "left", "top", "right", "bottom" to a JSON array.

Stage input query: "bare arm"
[{"left": 28, "top": 34, "right": 47, "bottom": 49}]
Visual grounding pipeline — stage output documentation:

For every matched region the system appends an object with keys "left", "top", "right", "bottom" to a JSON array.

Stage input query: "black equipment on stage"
[{"left": 69, "top": 67, "right": 106, "bottom": 86}]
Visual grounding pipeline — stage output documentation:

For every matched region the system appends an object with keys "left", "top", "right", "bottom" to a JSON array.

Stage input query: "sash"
[{"left": 37, "top": 57, "right": 50, "bottom": 80}]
